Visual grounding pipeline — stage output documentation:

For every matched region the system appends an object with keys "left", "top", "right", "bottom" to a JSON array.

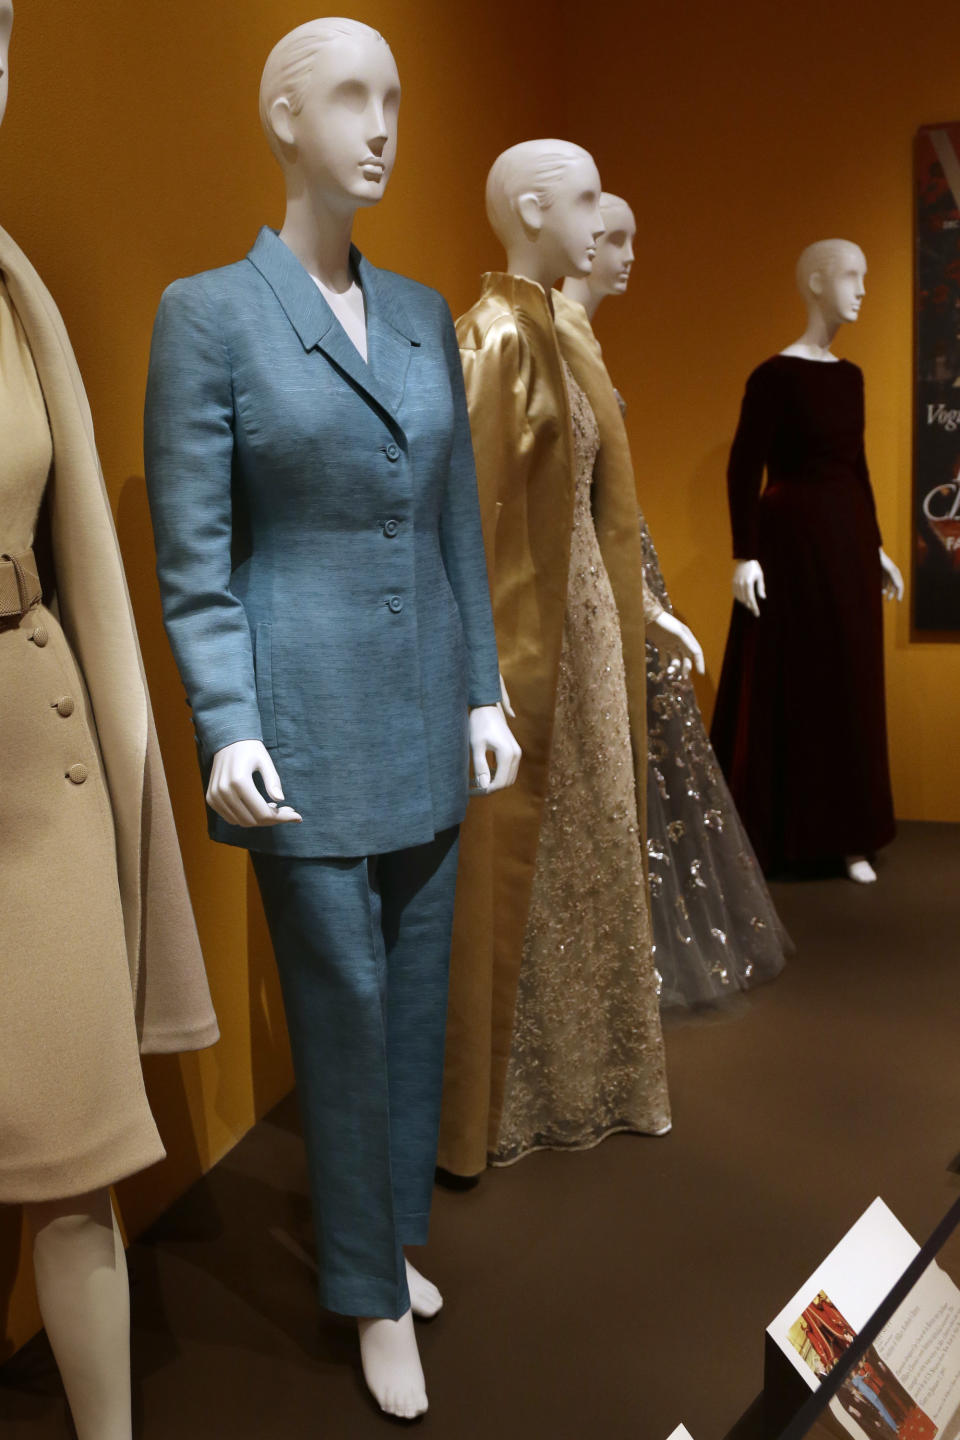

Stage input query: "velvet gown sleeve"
[
  {"left": 852, "top": 367, "right": 884, "bottom": 549},
  {"left": 143, "top": 277, "right": 263, "bottom": 762},
  {"left": 437, "top": 299, "right": 502, "bottom": 709},
  {"left": 727, "top": 361, "right": 783, "bottom": 560}
]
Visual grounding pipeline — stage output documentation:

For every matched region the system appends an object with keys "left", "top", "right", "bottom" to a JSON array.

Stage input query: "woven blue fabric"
[{"left": 144, "top": 228, "right": 499, "bottom": 857}]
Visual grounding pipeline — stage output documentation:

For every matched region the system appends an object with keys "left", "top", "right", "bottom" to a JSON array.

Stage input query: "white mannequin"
[
  {"left": 211, "top": 19, "right": 520, "bottom": 1419},
  {"left": 488, "top": 145, "right": 703, "bottom": 677},
  {"left": 561, "top": 193, "right": 704, "bottom": 682},
  {"left": 1, "top": 7, "right": 133, "bottom": 1439},
  {"left": 733, "top": 238, "right": 903, "bottom": 884},
  {"left": 562, "top": 191, "right": 636, "bottom": 321}
]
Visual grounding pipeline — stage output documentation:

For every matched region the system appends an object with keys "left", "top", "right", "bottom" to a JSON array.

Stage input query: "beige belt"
[{"left": 0, "top": 548, "right": 42, "bottom": 620}]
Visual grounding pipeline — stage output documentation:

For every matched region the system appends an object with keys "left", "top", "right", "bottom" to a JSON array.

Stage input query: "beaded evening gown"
[
  {"left": 492, "top": 362, "right": 670, "bottom": 1165},
  {"left": 639, "top": 517, "right": 790, "bottom": 1009}
]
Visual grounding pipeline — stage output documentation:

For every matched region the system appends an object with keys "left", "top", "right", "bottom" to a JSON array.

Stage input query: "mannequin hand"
[
  {"left": 206, "top": 740, "right": 303, "bottom": 828},
  {"left": 733, "top": 559, "right": 766, "bottom": 617},
  {"left": 880, "top": 548, "right": 904, "bottom": 601},
  {"left": 499, "top": 672, "right": 516, "bottom": 719},
  {"left": 647, "top": 611, "right": 705, "bottom": 679},
  {"left": 468, "top": 704, "right": 521, "bottom": 795}
]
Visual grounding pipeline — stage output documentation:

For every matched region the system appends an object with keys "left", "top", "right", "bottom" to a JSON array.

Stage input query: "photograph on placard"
[
  {"left": 833, "top": 1351, "right": 935, "bottom": 1440},
  {"left": 768, "top": 1200, "right": 920, "bottom": 1392},
  {"left": 789, "top": 1290, "right": 858, "bottom": 1378},
  {"left": 789, "top": 1291, "right": 936, "bottom": 1440}
]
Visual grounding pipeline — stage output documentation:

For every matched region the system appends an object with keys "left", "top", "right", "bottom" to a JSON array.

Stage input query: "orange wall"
[
  {"left": 3, "top": 0, "right": 958, "bottom": 1361},
  {"left": 0, "top": 0, "right": 563, "bottom": 1356},
  {"left": 565, "top": 0, "right": 960, "bottom": 823}
]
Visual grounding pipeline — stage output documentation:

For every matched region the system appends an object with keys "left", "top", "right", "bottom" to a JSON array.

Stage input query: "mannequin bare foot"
[
  {"left": 845, "top": 855, "right": 877, "bottom": 884},
  {"left": 357, "top": 1310, "right": 427, "bottom": 1420},
  {"left": 405, "top": 1258, "right": 443, "bottom": 1319}
]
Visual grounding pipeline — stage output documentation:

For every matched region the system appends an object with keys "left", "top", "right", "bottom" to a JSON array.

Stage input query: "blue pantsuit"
[
  {"left": 253, "top": 828, "right": 459, "bottom": 1318},
  {"left": 144, "top": 228, "right": 500, "bottom": 1318}
]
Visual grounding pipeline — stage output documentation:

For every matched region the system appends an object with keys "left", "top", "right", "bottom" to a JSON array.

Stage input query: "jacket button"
[
  {"left": 383, "top": 519, "right": 400, "bottom": 538},
  {"left": 53, "top": 695, "right": 75, "bottom": 717},
  {"left": 387, "top": 595, "right": 404, "bottom": 613},
  {"left": 385, "top": 442, "right": 401, "bottom": 462},
  {"left": 66, "top": 763, "right": 88, "bottom": 785},
  {"left": 30, "top": 624, "right": 49, "bottom": 647}
]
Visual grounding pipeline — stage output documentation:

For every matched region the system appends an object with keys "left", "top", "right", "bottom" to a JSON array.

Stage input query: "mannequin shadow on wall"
[
  {"left": 111, "top": 480, "right": 335, "bottom": 1391},
  {"left": 122, "top": 1095, "right": 362, "bottom": 1411},
  {"left": 659, "top": 439, "right": 733, "bottom": 717},
  {"left": 115, "top": 473, "right": 294, "bottom": 1143},
  {"left": 0, "top": 1223, "right": 86, "bottom": 1431},
  {"left": 113, "top": 476, "right": 211, "bottom": 1183},
  {"left": 0, "top": 1213, "right": 20, "bottom": 1366}
]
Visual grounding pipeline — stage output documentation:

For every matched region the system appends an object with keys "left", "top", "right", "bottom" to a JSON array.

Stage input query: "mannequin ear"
[
  {"left": 516, "top": 191, "right": 543, "bottom": 241},
  {"left": 268, "top": 95, "right": 297, "bottom": 152},
  {"left": 808, "top": 270, "right": 824, "bottom": 298}
]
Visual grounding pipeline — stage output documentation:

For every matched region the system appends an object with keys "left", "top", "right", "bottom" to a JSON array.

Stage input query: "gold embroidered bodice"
[{"left": 493, "top": 361, "right": 670, "bottom": 1163}]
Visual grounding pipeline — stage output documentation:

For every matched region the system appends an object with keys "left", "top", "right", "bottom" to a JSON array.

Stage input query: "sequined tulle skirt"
[{"left": 640, "top": 519, "right": 790, "bottom": 1009}]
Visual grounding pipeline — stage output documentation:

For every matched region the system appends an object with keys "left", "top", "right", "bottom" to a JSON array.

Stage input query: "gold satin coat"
[{"left": 438, "top": 275, "right": 660, "bottom": 1176}]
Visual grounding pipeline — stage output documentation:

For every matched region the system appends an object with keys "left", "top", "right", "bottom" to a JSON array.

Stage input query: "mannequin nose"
[{"left": 367, "top": 105, "right": 388, "bottom": 155}]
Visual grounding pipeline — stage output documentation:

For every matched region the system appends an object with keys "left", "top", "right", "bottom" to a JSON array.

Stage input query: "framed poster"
[{"left": 914, "top": 123, "right": 960, "bottom": 632}]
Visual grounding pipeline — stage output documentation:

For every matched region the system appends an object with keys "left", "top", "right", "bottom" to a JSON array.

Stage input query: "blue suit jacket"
[{"left": 144, "top": 227, "right": 500, "bottom": 857}]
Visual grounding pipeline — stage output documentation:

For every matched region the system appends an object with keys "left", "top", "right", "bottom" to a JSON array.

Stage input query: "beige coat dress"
[{"left": 0, "top": 226, "right": 218, "bottom": 1203}]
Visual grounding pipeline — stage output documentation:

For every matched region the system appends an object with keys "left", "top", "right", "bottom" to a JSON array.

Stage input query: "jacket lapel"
[
  {"left": 354, "top": 249, "right": 416, "bottom": 418},
  {"left": 246, "top": 228, "right": 418, "bottom": 428}
]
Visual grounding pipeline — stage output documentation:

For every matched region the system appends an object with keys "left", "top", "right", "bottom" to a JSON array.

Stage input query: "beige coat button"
[
  {"left": 66, "top": 763, "right": 88, "bottom": 784},
  {"left": 30, "top": 624, "right": 49, "bottom": 647},
  {"left": 54, "top": 695, "right": 75, "bottom": 717}
]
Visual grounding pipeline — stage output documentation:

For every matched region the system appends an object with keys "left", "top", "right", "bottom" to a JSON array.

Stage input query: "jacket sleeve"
[
  {"left": 143, "top": 277, "right": 262, "bottom": 761},
  {"left": 727, "top": 363, "right": 781, "bottom": 560},
  {"left": 437, "top": 299, "right": 502, "bottom": 708},
  {"left": 457, "top": 309, "right": 537, "bottom": 605}
]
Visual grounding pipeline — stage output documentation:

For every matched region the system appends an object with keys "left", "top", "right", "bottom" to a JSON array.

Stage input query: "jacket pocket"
[{"left": 254, "top": 623, "right": 278, "bottom": 749}]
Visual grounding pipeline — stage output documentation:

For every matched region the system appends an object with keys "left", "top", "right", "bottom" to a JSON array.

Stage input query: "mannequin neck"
[
  {"left": 783, "top": 304, "right": 842, "bottom": 360},
  {"left": 562, "top": 274, "right": 600, "bottom": 320},
  {"left": 503, "top": 242, "right": 563, "bottom": 302},
  {"left": 278, "top": 183, "right": 359, "bottom": 291}
]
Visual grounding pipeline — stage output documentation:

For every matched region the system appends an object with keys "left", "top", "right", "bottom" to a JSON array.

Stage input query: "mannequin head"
[
  {"left": 588, "top": 193, "right": 636, "bottom": 299},
  {"left": 561, "top": 192, "right": 635, "bottom": 320},
  {"left": 795, "top": 238, "right": 866, "bottom": 327},
  {"left": 260, "top": 18, "right": 400, "bottom": 214},
  {"left": 0, "top": 1, "right": 12, "bottom": 132},
  {"left": 485, "top": 139, "right": 604, "bottom": 287}
]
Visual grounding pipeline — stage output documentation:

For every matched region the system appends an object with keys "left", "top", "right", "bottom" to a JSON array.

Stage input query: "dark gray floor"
[{"left": 2, "top": 821, "right": 958, "bottom": 1439}]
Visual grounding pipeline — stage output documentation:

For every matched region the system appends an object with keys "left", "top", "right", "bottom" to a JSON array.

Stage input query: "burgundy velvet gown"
[{"left": 710, "top": 355, "right": 895, "bottom": 873}]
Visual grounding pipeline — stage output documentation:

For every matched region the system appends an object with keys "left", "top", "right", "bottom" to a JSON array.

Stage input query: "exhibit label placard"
[{"left": 768, "top": 1197, "right": 960, "bottom": 1439}]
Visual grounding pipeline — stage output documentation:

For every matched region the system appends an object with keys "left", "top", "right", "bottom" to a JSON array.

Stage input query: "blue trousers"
[
  {"left": 850, "top": 1376, "right": 899, "bottom": 1433},
  {"left": 251, "top": 826, "right": 459, "bottom": 1320}
]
